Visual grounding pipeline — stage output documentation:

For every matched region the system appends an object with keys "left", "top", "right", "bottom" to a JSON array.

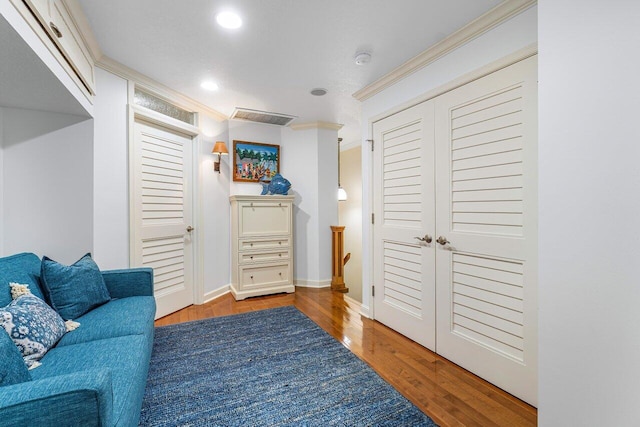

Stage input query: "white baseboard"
[
  {"left": 202, "top": 285, "right": 230, "bottom": 304},
  {"left": 343, "top": 294, "right": 361, "bottom": 309},
  {"left": 294, "top": 279, "right": 331, "bottom": 288},
  {"left": 360, "top": 304, "right": 371, "bottom": 319}
]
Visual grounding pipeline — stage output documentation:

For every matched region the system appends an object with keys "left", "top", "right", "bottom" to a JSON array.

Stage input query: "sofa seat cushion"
[
  {"left": 32, "top": 335, "right": 151, "bottom": 427},
  {"left": 57, "top": 296, "right": 156, "bottom": 347}
]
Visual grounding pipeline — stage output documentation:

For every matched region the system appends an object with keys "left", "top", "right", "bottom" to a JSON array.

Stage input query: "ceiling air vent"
[{"left": 230, "top": 108, "right": 297, "bottom": 126}]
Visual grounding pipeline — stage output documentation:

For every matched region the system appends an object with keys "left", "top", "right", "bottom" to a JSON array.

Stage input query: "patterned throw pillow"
[
  {"left": 0, "top": 294, "right": 66, "bottom": 369},
  {"left": 40, "top": 253, "right": 111, "bottom": 320}
]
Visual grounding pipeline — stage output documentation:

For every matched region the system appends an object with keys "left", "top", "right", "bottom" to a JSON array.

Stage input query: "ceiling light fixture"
[
  {"left": 201, "top": 81, "right": 219, "bottom": 91},
  {"left": 216, "top": 11, "right": 242, "bottom": 29},
  {"left": 354, "top": 52, "right": 372, "bottom": 65},
  {"left": 310, "top": 88, "right": 327, "bottom": 96}
]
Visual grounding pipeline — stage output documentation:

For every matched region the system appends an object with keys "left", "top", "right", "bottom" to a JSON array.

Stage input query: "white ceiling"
[{"left": 78, "top": 0, "right": 502, "bottom": 144}]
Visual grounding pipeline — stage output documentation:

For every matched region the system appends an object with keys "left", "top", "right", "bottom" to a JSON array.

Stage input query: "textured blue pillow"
[
  {"left": 0, "top": 294, "right": 66, "bottom": 369},
  {"left": 40, "top": 253, "right": 111, "bottom": 320},
  {"left": 0, "top": 327, "right": 31, "bottom": 386}
]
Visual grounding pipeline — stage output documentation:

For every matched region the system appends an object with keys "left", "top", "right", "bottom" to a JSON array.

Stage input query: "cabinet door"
[
  {"left": 48, "top": 0, "right": 95, "bottom": 93},
  {"left": 238, "top": 201, "right": 291, "bottom": 237},
  {"left": 22, "top": 0, "right": 95, "bottom": 94}
]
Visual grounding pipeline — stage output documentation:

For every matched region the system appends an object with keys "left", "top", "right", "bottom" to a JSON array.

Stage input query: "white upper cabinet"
[{"left": 10, "top": 0, "right": 95, "bottom": 98}]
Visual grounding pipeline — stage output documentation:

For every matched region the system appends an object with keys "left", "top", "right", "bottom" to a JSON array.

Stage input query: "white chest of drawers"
[{"left": 230, "top": 195, "right": 295, "bottom": 300}]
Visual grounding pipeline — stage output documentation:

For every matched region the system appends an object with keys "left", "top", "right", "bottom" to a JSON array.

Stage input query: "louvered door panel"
[
  {"left": 452, "top": 253, "right": 524, "bottom": 362},
  {"left": 133, "top": 120, "right": 193, "bottom": 319},
  {"left": 450, "top": 84, "right": 525, "bottom": 236},
  {"left": 383, "top": 121, "right": 422, "bottom": 227}
]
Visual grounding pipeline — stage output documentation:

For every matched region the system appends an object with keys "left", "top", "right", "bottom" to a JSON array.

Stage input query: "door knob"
[
  {"left": 414, "top": 235, "right": 433, "bottom": 244},
  {"left": 186, "top": 226, "right": 194, "bottom": 232},
  {"left": 436, "top": 236, "right": 450, "bottom": 246}
]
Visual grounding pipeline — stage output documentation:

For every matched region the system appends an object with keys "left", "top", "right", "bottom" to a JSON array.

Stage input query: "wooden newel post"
[{"left": 331, "top": 226, "right": 349, "bottom": 293}]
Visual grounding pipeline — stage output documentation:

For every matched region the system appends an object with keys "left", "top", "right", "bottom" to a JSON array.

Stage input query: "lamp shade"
[
  {"left": 338, "top": 187, "right": 348, "bottom": 201},
  {"left": 212, "top": 141, "right": 228, "bottom": 155}
]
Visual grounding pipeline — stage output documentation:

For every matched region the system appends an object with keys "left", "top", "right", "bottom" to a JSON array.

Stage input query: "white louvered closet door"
[
  {"left": 434, "top": 56, "right": 537, "bottom": 406},
  {"left": 133, "top": 119, "right": 194, "bottom": 319},
  {"left": 372, "top": 101, "right": 436, "bottom": 351}
]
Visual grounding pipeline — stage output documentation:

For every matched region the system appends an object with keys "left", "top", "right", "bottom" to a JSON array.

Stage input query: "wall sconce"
[{"left": 212, "top": 141, "right": 228, "bottom": 173}]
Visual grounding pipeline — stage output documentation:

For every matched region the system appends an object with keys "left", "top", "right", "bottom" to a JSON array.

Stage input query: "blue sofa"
[{"left": 0, "top": 253, "right": 156, "bottom": 427}]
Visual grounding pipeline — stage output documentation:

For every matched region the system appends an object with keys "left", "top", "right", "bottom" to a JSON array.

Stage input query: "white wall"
[
  {"left": 93, "top": 68, "right": 129, "bottom": 269},
  {"left": 538, "top": 1, "right": 640, "bottom": 424},
  {"left": 2, "top": 108, "right": 93, "bottom": 264},
  {"left": 198, "top": 114, "right": 229, "bottom": 297},
  {"left": 339, "top": 146, "right": 363, "bottom": 302},
  {"left": 316, "top": 128, "right": 339, "bottom": 285},
  {"left": 281, "top": 126, "right": 319, "bottom": 283},
  {"left": 360, "top": 5, "right": 538, "bottom": 315},
  {"left": 92, "top": 68, "right": 231, "bottom": 296}
]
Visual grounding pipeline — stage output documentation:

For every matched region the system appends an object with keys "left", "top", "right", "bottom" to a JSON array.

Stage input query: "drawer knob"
[
  {"left": 278, "top": 241, "right": 282, "bottom": 245},
  {"left": 250, "top": 256, "right": 254, "bottom": 260},
  {"left": 250, "top": 275, "right": 254, "bottom": 279},
  {"left": 279, "top": 254, "right": 282, "bottom": 257},
  {"left": 49, "top": 22, "right": 63, "bottom": 38},
  {"left": 279, "top": 203, "right": 282, "bottom": 206},
  {"left": 250, "top": 243, "right": 253, "bottom": 247},
  {"left": 279, "top": 272, "right": 282, "bottom": 276}
]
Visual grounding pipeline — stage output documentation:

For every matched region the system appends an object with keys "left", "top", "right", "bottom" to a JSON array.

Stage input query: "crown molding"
[
  {"left": 61, "top": 0, "right": 103, "bottom": 63},
  {"left": 97, "top": 56, "right": 228, "bottom": 122},
  {"left": 289, "top": 121, "right": 344, "bottom": 131},
  {"left": 353, "top": 0, "right": 537, "bottom": 101}
]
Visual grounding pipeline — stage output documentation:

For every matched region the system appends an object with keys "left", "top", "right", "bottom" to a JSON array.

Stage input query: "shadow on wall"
[{"left": 291, "top": 191, "right": 308, "bottom": 283}]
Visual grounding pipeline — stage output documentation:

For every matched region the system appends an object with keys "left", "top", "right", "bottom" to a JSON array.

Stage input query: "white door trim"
[{"left": 126, "top": 82, "right": 203, "bottom": 308}]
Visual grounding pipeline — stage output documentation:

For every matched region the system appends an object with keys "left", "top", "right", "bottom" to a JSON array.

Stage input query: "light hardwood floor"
[{"left": 156, "top": 287, "right": 537, "bottom": 427}]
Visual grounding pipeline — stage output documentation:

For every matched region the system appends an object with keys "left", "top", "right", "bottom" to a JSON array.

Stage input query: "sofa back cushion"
[
  {"left": 0, "top": 327, "right": 31, "bottom": 386},
  {"left": 41, "top": 253, "right": 111, "bottom": 320},
  {"left": 0, "top": 253, "right": 46, "bottom": 308}
]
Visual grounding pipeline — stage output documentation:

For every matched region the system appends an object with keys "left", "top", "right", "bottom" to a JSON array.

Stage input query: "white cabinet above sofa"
[
  {"left": 5, "top": 0, "right": 95, "bottom": 105},
  {"left": 0, "top": 0, "right": 92, "bottom": 116}
]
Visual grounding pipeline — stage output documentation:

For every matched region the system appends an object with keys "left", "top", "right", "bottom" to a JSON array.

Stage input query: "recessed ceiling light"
[
  {"left": 201, "top": 81, "right": 219, "bottom": 91},
  {"left": 216, "top": 11, "right": 242, "bottom": 29},
  {"left": 310, "top": 88, "right": 328, "bottom": 96}
]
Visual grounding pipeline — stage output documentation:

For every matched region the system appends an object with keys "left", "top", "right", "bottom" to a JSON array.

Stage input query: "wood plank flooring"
[{"left": 155, "top": 287, "right": 537, "bottom": 427}]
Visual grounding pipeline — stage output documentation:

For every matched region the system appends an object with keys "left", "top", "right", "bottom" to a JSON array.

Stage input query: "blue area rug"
[{"left": 140, "top": 306, "right": 437, "bottom": 426}]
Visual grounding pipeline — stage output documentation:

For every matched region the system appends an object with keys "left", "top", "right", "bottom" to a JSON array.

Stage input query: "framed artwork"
[{"left": 233, "top": 140, "right": 280, "bottom": 182}]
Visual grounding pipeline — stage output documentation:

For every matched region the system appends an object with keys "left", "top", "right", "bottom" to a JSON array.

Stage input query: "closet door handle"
[
  {"left": 436, "top": 236, "right": 450, "bottom": 246},
  {"left": 49, "top": 22, "right": 62, "bottom": 38},
  {"left": 414, "top": 235, "right": 432, "bottom": 244}
]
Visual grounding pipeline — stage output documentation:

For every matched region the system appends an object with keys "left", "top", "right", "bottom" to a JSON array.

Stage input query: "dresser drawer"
[
  {"left": 240, "top": 250, "right": 289, "bottom": 265},
  {"left": 240, "top": 238, "right": 290, "bottom": 251},
  {"left": 240, "top": 263, "right": 290, "bottom": 290}
]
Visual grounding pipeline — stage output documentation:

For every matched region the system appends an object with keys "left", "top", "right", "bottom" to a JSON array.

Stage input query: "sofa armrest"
[
  {"left": 0, "top": 369, "right": 113, "bottom": 427},
  {"left": 102, "top": 268, "right": 154, "bottom": 299}
]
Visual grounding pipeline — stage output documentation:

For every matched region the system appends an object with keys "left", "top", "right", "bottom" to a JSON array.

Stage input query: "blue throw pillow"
[
  {"left": 0, "top": 294, "right": 66, "bottom": 369},
  {"left": 0, "top": 327, "right": 31, "bottom": 386},
  {"left": 40, "top": 253, "right": 111, "bottom": 320}
]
